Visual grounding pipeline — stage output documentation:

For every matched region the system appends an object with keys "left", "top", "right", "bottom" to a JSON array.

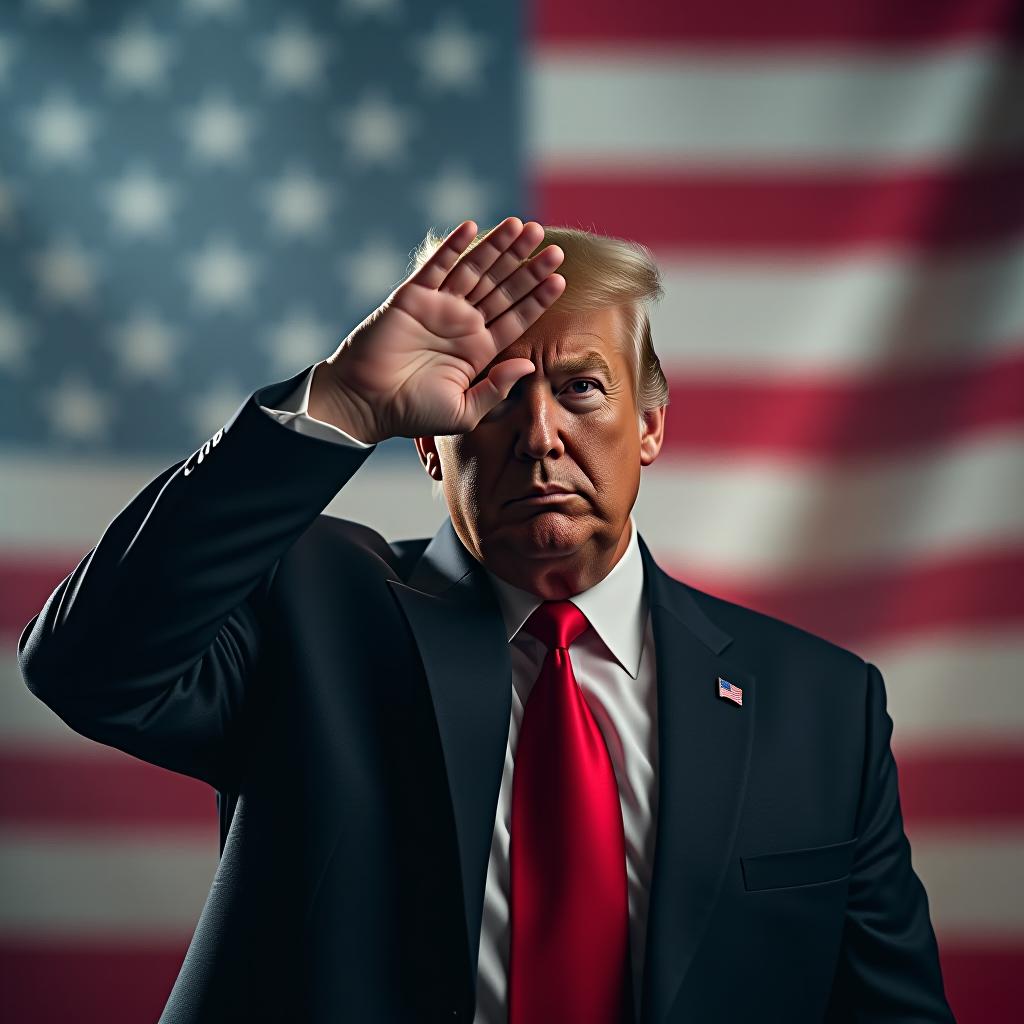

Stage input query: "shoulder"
[
  {"left": 283, "top": 513, "right": 430, "bottom": 581},
  {"left": 677, "top": 575, "right": 867, "bottom": 682}
]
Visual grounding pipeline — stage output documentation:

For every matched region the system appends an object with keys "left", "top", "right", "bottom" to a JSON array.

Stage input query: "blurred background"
[{"left": 1, "top": 0, "right": 1023, "bottom": 1020}]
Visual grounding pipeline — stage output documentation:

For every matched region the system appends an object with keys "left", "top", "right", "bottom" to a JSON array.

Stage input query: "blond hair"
[{"left": 406, "top": 223, "right": 670, "bottom": 501}]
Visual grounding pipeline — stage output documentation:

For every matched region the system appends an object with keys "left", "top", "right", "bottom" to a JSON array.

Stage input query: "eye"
[{"left": 564, "top": 379, "right": 601, "bottom": 397}]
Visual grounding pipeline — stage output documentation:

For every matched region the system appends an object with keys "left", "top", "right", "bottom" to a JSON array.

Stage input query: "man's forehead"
[{"left": 503, "top": 306, "right": 625, "bottom": 364}]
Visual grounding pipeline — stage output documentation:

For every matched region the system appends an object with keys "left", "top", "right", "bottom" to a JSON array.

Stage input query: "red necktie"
[{"left": 508, "top": 600, "right": 634, "bottom": 1024}]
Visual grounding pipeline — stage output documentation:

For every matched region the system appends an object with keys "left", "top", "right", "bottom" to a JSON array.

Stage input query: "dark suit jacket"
[{"left": 18, "top": 363, "right": 956, "bottom": 1023}]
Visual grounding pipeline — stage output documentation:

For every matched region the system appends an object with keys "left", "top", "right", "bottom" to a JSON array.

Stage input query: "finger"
[
  {"left": 407, "top": 220, "right": 478, "bottom": 290},
  {"left": 486, "top": 273, "right": 567, "bottom": 351},
  {"left": 478, "top": 245, "right": 564, "bottom": 326},
  {"left": 438, "top": 216, "right": 524, "bottom": 298},
  {"left": 462, "top": 358, "right": 536, "bottom": 427},
  {"left": 464, "top": 221, "right": 545, "bottom": 306}
]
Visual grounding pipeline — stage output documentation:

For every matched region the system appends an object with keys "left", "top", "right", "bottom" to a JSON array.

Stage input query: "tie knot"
[{"left": 521, "top": 600, "right": 589, "bottom": 652}]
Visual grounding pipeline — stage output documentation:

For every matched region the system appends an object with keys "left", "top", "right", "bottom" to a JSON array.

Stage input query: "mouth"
[{"left": 508, "top": 492, "right": 578, "bottom": 506}]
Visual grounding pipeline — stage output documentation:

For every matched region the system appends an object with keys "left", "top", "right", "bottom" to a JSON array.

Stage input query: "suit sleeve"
[
  {"left": 17, "top": 362, "right": 377, "bottom": 792},
  {"left": 823, "top": 660, "right": 957, "bottom": 1022}
]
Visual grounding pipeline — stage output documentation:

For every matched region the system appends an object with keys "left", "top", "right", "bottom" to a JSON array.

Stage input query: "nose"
[{"left": 512, "top": 384, "right": 566, "bottom": 461}]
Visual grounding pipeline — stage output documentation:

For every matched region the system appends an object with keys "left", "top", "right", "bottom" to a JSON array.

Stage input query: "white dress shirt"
[{"left": 260, "top": 365, "right": 660, "bottom": 1023}]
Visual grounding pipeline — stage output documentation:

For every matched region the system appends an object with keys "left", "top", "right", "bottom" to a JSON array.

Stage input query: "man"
[{"left": 18, "top": 218, "right": 955, "bottom": 1022}]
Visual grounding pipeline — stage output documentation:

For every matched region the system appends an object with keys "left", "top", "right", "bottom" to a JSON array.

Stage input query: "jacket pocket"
[{"left": 741, "top": 836, "right": 858, "bottom": 892}]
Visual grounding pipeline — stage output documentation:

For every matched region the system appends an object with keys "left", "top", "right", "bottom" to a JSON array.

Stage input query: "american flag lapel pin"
[{"left": 717, "top": 676, "right": 743, "bottom": 706}]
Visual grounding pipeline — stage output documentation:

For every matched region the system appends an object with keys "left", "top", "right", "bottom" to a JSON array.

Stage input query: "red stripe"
[
  {"left": 897, "top": 746, "right": 1024, "bottom": 825},
  {"left": 673, "top": 546, "right": 1024, "bottom": 650},
  {"left": 5, "top": 545, "right": 1024, "bottom": 654},
  {"left": 940, "top": 941, "right": 1024, "bottom": 1023},
  {"left": 0, "top": 733, "right": 1020, "bottom": 830},
  {"left": 534, "top": 159, "right": 1024, "bottom": 252},
  {"left": 0, "top": 749, "right": 217, "bottom": 831},
  {"left": 0, "top": 937, "right": 1018, "bottom": 1023},
  {"left": 662, "top": 348, "right": 1024, "bottom": 458},
  {"left": 0, "top": 939, "right": 187, "bottom": 1024},
  {"left": 531, "top": 0, "right": 1024, "bottom": 48}
]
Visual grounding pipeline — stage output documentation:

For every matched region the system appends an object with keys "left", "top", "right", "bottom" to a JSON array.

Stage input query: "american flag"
[
  {"left": 1, "top": 1, "right": 1022, "bottom": 1021},
  {"left": 718, "top": 677, "right": 743, "bottom": 707}
]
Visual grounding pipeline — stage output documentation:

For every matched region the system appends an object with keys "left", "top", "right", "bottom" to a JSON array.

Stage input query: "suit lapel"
[
  {"left": 386, "top": 517, "right": 512, "bottom": 1001},
  {"left": 387, "top": 518, "right": 757, "bottom": 1024},
  {"left": 636, "top": 532, "right": 757, "bottom": 1024}
]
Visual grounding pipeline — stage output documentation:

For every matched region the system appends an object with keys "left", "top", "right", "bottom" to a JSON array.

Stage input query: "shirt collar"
[{"left": 479, "top": 512, "right": 647, "bottom": 679}]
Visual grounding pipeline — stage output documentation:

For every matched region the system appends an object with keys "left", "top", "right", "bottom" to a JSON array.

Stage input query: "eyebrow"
[
  {"left": 543, "top": 351, "right": 615, "bottom": 379},
  {"left": 473, "top": 349, "right": 616, "bottom": 389}
]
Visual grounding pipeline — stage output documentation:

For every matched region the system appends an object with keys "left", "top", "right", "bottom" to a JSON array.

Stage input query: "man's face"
[{"left": 414, "top": 305, "right": 665, "bottom": 599}]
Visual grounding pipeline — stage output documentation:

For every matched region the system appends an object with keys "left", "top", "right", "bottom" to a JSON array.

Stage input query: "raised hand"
[{"left": 309, "top": 217, "right": 566, "bottom": 443}]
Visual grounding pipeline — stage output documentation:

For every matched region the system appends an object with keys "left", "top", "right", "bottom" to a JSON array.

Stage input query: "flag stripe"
[
  {"left": 691, "top": 546, "right": 1024, "bottom": 650},
  {"left": 6, "top": 544, "right": 1023, "bottom": 654},
  {"left": 4, "top": 428, "right": 1023, "bottom": 586},
  {"left": 0, "top": 750, "right": 216, "bottom": 831},
  {"left": 0, "top": 714, "right": 1019, "bottom": 829},
  {"left": 9, "top": 633, "right": 1024, "bottom": 749},
  {"left": 529, "top": 46, "right": 1024, "bottom": 166},
  {"left": 648, "top": 243, "right": 1024, "bottom": 375},
  {"left": 534, "top": 159, "right": 1024, "bottom": 251},
  {"left": 660, "top": 348, "right": 1024, "bottom": 458},
  {"left": 0, "top": 826, "right": 1016, "bottom": 932},
  {"left": 0, "top": 940, "right": 1018, "bottom": 1024},
  {"left": 0, "top": 829, "right": 217, "bottom": 935},
  {"left": 534, "top": 1, "right": 1024, "bottom": 48},
  {"left": 899, "top": 751, "right": 1024, "bottom": 825},
  {"left": 0, "top": 941, "right": 187, "bottom": 1024}
]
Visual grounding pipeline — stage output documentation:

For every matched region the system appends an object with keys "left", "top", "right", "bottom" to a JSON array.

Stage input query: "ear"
[
  {"left": 639, "top": 405, "right": 665, "bottom": 467},
  {"left": 413, "top": 435, "right": 443, "bottom": 481}
]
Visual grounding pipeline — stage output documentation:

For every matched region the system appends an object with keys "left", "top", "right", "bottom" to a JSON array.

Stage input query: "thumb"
[{"left": 463, "top": 359, "right": 535, "bottom": 425}]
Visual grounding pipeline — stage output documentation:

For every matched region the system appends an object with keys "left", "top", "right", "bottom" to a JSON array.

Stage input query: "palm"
[{"left": 328, "top": 218, "right": 566, "bottom": 440}]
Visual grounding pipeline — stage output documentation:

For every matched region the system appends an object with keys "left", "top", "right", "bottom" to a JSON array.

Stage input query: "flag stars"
[
  {"left": 0, "top": 177, "right": 18, "bottom": 234},
  {"left": 182, "top": 0, "right": 245, "bottom": 18},
  {"left": 264, "top": 307, "right": 336, "bottom": 377},
  {"left": 340, "top": 0, "right": 402, "bottom": 18},
  {"left": 42, "top": 376, "right": 112, "bottom": 443},
  {"left": 0, "top": 34, "right": 17, "bottom": 86},
  {"left": 184, "top": 236, "right": 257, "bottom": 312},
  {"left": 97, "top": 19, "right": 176, "bottom": 94},
  {"left": 109, "top": 310, "right": 180, "bottom": 381},
  {"left": 181, "top": 91, "right": 256, "bottom": 166},
  {"left": 32, "top": 237, "right": 99, "bottom": 306},
  {"left": 254, "top": 19, "right": 332, "bottom": 94},
  {"left": 335, "top": 90, "right": 411, "bottom": 167},
  {"left": 0, "top": 304, "right": 33, "bottom": 375},
  {"left": 188, "top": 377, "right": 248, "bottom": 438},
  {"left": 419, "top": 164, "right": 492, "bottom": 229},
  {"left": 25, "top": 0, "right": 84, "bottom": 17},
  {"left": 413, "top": 13, "right": 489, "bottom": 93},
  {"left": 103, "top": 166, "right": 178, "bottom": 239},
  {"left": 337, "top": 235, "right": 407, "bottom": 304},
  {"left": 259, "top": 165, "right": 335, "bottom": 240},
  {"left": 23, "top": 91, "right": 98, "bottom": 166}
]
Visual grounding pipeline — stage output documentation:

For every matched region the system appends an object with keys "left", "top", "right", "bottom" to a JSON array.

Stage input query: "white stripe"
[
  {"left": 4, "top": 428, "right": 1023, "bottom": 578},
  {"left": 530, "top": 43, "right": 1024, "bottom": 166},
  {"left": 0, "top": 652, "right": 111, "bottom": 749},
  {"left": 637, "top": 428, "right": 1024, "bottom": 578},
  {"left": 868, "top": 630, "right": 1024, "bottom": 750},
  {"left": 6, "top": 630, "right": 1024, "bottom": 749},
  {"left": 0, "top": 825, "right": 1017, "bottom": 935},
  {"left": 7, "top": 631, "right": 1024, "bottom": 749},
  {"left": 652, "top": 241, "right": 1024, "bottom": 374},
  {"left": 908, "top": 827, "right": 1024, "bottom": 937},
  {"left": 0, "top": 827, "right": 217, "bottom": 937}
]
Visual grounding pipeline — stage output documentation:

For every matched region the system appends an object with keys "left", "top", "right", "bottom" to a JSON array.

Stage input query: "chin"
[{"left": 510, "top": 511, "right": 590, "bottom": 557}]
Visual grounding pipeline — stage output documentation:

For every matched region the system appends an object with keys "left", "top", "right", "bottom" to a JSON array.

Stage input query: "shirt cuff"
[{"left": 258, "top": 363, "right": 376, "bottom": 449}]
